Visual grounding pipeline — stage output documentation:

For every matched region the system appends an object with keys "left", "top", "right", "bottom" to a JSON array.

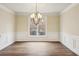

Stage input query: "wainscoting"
[
  {"left": 0, "top": 32, "right": 15, "bottom": 50},
  {"left": 16, "top": 32, "right": 59, "bottom": 41},
  {"left": 60, "top": 32, "right": 79, "bottom": 55}
]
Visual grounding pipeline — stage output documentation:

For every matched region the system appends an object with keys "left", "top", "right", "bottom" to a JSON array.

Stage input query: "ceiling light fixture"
[{"left": 30, "top": 3, "right": 43, "bottom": 25}]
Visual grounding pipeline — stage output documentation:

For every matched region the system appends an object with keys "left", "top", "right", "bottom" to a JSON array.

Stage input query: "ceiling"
[{"left": 0, "top": 3, "right": 71, "bottom": 13}]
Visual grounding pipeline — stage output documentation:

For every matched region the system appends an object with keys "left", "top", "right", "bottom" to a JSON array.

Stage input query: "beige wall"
[
  {"left": 0, "top": 9, "right": 15, "bottom": 33},
  {"left": 0, "top": 5, "right": 15, "bottom": 50},
  {"left": 16, "top": 15, "right": 28, "bottom": 32},
  {"left": 16, "top": 15, "right": 60, "bottom": 32},
  {"left": 61, "top": 4, "right": 79, "bottom": 35},
  {"left": 47, "top": 15, "right": 60, "bottom": 32}
]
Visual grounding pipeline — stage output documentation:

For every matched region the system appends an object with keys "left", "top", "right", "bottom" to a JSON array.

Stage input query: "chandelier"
[{"left": 30, "top": 3, "right": 43, "bottom": 25}]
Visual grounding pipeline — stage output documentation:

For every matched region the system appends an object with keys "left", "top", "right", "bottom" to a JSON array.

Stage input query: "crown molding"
[
  {"left": 15, "top": 12, "right": 30, "bottom": 16},
  {"left": 60, "top": 3, "right": 79, "bottom": 15},
  {"left": 15, "top": 12, "right": 60, "bottom": 16},
  {"left": 0, "top": 4, "right": 15, "bottom": 14}
]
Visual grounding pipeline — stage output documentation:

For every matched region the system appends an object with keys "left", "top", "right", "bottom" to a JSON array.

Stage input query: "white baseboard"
[
  {"left": 60, "top": 32, "right": 79, "bottom": 55},
  {"left": 16, "top": 32, "right": 59, "bottom": 41}
]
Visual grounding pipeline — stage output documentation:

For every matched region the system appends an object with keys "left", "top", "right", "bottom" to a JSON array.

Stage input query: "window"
[{"left": 28, "top": 16, "right": 47, "bottom": 37}]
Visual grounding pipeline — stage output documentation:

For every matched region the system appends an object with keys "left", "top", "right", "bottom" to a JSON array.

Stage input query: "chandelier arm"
[{"left": 32, "top": 18, "right": 39, "bottom": 25}]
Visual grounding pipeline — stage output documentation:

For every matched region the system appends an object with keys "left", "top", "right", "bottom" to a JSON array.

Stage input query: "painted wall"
[
  {"left": 15, "top": 14, "right": 60, "bottom": 41},
  {"left": 16, "top": 15, "right": 28, "bottom": 32},
  {"left": 0, "top": 5, "right": 15, "bottom": 50},
  {"left": 47, "top": 15, "right": 60, "bottom": 32},
  {"left": 60, "top": 4, "right": 79, "bottom": 55}
]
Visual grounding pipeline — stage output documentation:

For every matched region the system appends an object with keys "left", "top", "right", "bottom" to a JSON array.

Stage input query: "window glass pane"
[
  {"left": 38, "top": 19, "right": 46, "bottom": 35},
  {"left": 30, "top": 19, "right": 37, "bottom": 35},
  {"left": 30, "top": 26, "right": 37, "bottom": 35}
]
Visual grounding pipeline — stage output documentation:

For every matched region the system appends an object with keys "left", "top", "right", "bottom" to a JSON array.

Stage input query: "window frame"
[{"left": 28, "top": 15, "right": 47, "bottom": 38}]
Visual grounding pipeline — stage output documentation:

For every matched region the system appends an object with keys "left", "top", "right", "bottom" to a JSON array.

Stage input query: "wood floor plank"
[{"left": 0, "top": 42, "right": 77, "bottom": 56}]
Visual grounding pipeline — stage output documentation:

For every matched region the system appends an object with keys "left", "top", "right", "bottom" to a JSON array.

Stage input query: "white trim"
[
  {"left": 28, "top": 15, "right": 30, "bottom": 37},
  {"left": 45, "top": 16, "right": 47, "bottom": 37},
  {"left": 60, "top": 3, "right": 79, "bottom": 15},
  {"left": 0, "top": 4, "right": 15, "bottom": 14},
  {"left": 16, "top": 12, "right": 60, "bottom": 16},
  {"left": 16, "top": 12, "right": 30, "bottom": 16}
]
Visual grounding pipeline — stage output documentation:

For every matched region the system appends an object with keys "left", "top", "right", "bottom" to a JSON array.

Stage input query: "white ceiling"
[{"left": 1, "top": 3, "right": 71, "bottom": 13}]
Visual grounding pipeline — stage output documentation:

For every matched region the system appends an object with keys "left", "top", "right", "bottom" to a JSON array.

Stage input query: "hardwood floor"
[{"left": 0, "top": 42, "right": 77, "bottom": 56}]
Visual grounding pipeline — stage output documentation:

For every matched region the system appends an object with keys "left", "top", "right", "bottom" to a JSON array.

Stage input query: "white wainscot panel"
[
  {"left": 61, "top": 33, "right": 73, "bottom": 49},
  {"left": 0, "top": 32, "right": 15, "bottom": 50},
  {"left": 73, "top": 39, "right": 79, "bottom": 50},
  {"left": 16, "top": 32, "right": 59, "bottom": 41},
  {"left": 60, "top": 32, "right": 79, "bottom": 55}
]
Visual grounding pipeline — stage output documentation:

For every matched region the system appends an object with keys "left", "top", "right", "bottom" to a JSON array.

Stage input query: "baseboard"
[{"left": 15, "top": 41, "right": 60, "bottom": 43}]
